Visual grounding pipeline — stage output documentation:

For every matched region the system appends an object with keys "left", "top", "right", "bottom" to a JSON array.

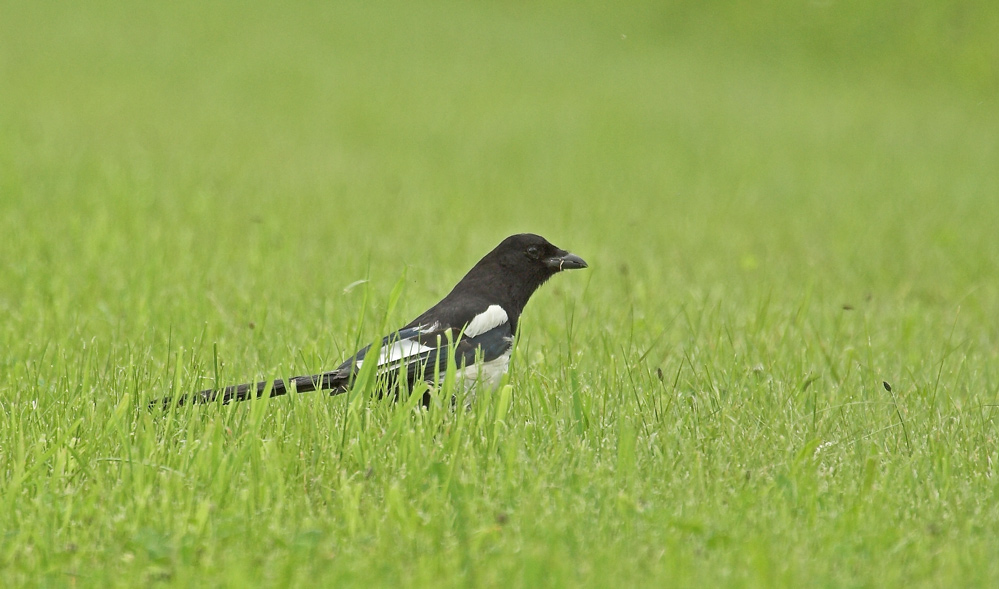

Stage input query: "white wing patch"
[
  {"left": 464, "top": 305, "right": 508, "bottom": 338},
  {"left": 355, "top": 326, "right": 436, "bottom": 369},
  {"left": 378, "top": 339, "right": 433, "bottom": 366}
]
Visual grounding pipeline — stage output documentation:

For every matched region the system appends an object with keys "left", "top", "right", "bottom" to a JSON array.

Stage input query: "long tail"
[{"left": 152, "top": 370, "right": 351, "bottom": 409}]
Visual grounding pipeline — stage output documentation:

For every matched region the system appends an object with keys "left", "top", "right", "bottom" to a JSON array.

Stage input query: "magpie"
[{"left": 156, "top": 233, "right": 587, "bottom": 407}]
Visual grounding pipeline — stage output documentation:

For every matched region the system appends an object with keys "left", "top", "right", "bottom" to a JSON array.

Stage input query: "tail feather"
[{"left": 152, "top": 370, "right": 351, "bottom": 409}]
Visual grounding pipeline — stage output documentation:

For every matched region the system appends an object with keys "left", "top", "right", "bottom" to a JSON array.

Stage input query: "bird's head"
[
  {"left": 496, "top": 233, "right": 588, "bottom": 275},
  {"left": 409, "top": 233, "right": 588, "bottom": 332},
  {"left": 462, "top": 233, "right": 588, "bottom": 311}
]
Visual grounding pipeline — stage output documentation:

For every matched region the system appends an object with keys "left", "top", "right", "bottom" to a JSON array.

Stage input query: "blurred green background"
[
  {"left": 2, "top": 0, "right": 998, "bottom": 586},
  {"left": 3, "top": 0, "right": 996, "bottom": 372}
]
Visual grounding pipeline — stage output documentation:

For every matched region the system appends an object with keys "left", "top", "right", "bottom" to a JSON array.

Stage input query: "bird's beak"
[{"left": 545, "top": 252, "right": 588, "bottom": 271}]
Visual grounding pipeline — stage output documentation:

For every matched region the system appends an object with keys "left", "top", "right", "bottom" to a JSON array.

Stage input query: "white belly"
[{"left": 455, "top": 349, "right": 511, "bottom": 392}]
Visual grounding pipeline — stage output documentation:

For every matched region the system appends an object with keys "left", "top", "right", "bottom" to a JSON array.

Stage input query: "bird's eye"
[{"left": 526, "top": 245, "right": 541, "bottom": 259}]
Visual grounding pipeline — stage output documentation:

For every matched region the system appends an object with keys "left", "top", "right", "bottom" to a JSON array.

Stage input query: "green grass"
[{"left": 2, "top": 0, "right": 998, "bottom": 586}]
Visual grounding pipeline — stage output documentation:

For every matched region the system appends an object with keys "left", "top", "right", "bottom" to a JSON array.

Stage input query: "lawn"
[{"left": 2, "top": 0, "right": 998, "bottom": 586}]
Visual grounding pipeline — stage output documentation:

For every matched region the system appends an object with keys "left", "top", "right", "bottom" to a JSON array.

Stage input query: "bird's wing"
[{"left": 341, "top": 304, "right": 514, "bottom": 385}]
